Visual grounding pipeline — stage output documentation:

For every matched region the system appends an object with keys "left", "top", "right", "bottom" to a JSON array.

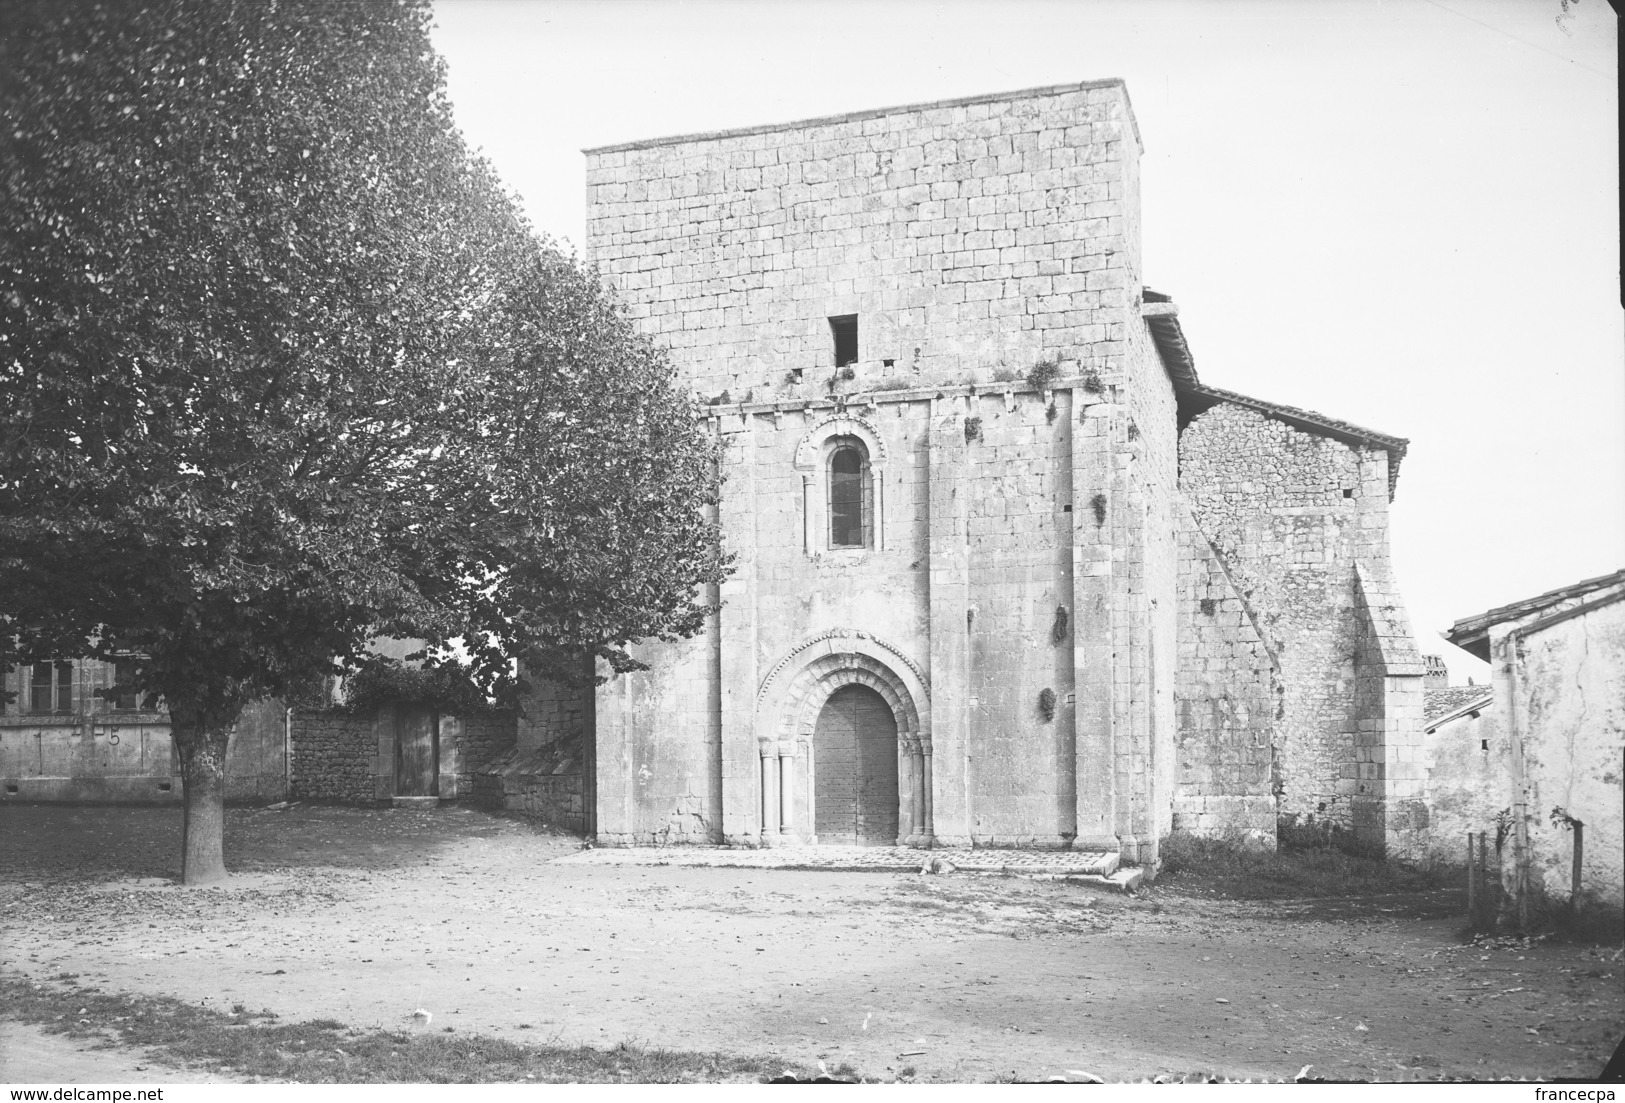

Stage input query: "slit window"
[{"left": 830, "top": 315, "right": 858, "bottom": 368}]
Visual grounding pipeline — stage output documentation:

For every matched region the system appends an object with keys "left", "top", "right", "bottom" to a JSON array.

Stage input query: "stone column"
[
  {"left": 778, "top": 744, "right": 795, "bottom": 839},
  {"left": 800, "top": 473, "right": 815, "bottom": 555},
  {"left": 921, "top": 741, "right": 935, "bottom": 841},
  {"left": 897, "top": 739, "right": 915, "bottom": 845},
  {"left": 912, "top": 744, "right": 927, "bottom": 838},
  {"left": 759, "top": 746, "right": 779, "bottom": 847}
]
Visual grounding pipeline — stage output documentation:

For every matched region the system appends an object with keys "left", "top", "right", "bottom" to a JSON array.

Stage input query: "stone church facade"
[{"left": 516, "top": 80, "right": 1425, "bottom": 864}]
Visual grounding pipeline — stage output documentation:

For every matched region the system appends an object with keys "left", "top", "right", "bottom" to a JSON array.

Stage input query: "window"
[
  {"left": 111, "top": 658, "right": 139, "bottom": 711},
  {"left": 830, "top": 315, "right": 858, "bottom": 368},
  {"left": 29, "top": 661, "right": 74, "bottom": 714},
  {"left": 828, "top": 438, "right": 871, "bottom": 548}
]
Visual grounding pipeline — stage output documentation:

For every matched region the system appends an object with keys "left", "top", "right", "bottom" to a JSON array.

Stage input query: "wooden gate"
[{"left": 394, "top": 704, "right": 439, "bottom": 798}]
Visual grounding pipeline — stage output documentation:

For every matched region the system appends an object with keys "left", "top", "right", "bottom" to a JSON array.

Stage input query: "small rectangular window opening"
[
  {"left": 1480, "top": 739, "right": 1489, "bottom": 751},
  {"left": 113, "top": 658, "right": 139, "bottom": 711},
  {"left": 1343, "top": 488, "right": 1355, "bottom": 498},
  {"left": 830, "top": 315, "right": 858, "bottom": 368}
]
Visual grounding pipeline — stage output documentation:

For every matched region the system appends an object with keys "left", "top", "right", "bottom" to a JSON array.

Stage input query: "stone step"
[
  {"left": 557, "top": 844, "right": 1136, "bottom": 882},
  {"left": 391, "top": 796, "right": 440, "bottom": 809}
]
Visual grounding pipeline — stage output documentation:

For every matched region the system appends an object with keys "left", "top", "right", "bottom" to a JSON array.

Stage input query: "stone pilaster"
[
  {"left": 717, "top": 415, "right": 761, "bottom": 845},
  {"left": 1073, "top": 393, "right": 1119, "bottom": 851},
  {"left": 926, "top": 396, "right": 972, "bottom": 847}
]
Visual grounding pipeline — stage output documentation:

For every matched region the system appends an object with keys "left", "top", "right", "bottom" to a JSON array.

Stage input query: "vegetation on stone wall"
[
  {"left": 338, "top": 658, "right": 494, "bottom": 718},
  {"left": 1025, "top": 358, "right": 1060, "bottom": 391},
  {"left": 1051, "top": 605, "right": 1070, "bottom": 644},
  {"left": 1038, "top": 688, "right": 1057, "bottom": 722},
  {"left": 0, "top": 0, "right": 726, "bottom": 883}
]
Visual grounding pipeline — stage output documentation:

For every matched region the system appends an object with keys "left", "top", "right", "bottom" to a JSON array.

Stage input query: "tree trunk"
[{"left": 173, "top": 719, "right": 233, "bottom": 885}]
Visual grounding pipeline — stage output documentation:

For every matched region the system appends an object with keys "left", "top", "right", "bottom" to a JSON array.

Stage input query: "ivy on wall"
[{"left": 338, "top": 657, "right": 494, "bottom": 717}]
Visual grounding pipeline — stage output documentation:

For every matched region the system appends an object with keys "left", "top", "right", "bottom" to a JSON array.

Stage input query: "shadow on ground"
[{"left": 0, "top": 801, "right": 568, "bottom": 883}]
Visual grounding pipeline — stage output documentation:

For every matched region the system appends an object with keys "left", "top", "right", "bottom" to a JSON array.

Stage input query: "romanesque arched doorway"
[
  {"left": 754, "top": 636, "right": 932, "bottom": 848},
  {"left": 812, "top": 683, "right": 899, "bottom": 844}
]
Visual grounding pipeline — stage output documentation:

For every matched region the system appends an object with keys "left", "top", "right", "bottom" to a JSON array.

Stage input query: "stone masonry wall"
[
  {"left": 1179, "top": 402, "right": 1417, "bottom": 836},
  {"left": 517, "top": 674, "right": 587, "bottom": 752},
  {"left": 1122, "top": 307, "right": 1178, "bottom": 860},
  {"left": 1174, "top": 502, "right": 1280, "bottom": 841},
  {"left": 592, "top": 375, "right": 1178, "bottom": 850},
  {"left": 290, "top": 708, "right": 517, "bottom": 805},
  {"left": 586, "top": 82, "right": 1166, "bottom": 854},
  {"left": 509, "top": 671, "right": 589, "bottom": 827},
  {"left": 454, "top": 712, "right": 517, "bottom": 797},
  {"left": 584, "top": 80, "right": 1142, "bottom": 403},
  {"left": 1350, "top": 565, "right": 1427, "bottom": 855},
  {"left": 289, "top": 711, "right": 377, "bottom": 804}
]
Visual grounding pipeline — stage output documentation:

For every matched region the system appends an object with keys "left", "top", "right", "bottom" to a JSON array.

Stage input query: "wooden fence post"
[
  {"left": 1571, "top": 820, "right": 1584, "bottom": 915},
  {"left": 1467, "top": 831, "right": 1477, "bottom": 926}
]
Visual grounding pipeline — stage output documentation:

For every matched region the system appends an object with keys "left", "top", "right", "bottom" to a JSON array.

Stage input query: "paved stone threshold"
[{"left": 554, "top": 845, "right": 1145, "bottom": 890}]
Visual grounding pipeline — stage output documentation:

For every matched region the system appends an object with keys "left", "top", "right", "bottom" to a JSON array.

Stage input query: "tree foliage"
[
  {"left": 0, "top": 0, "right": 727, "bottom": 881},
  {"left": 337, "top": 656, "right": 492, "bottom": 719}
]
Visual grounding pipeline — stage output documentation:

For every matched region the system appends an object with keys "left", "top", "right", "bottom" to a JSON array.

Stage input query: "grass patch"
[
  {"left": 1157, "top": 832, "right": 1458, "bottom": 900},
  {"left": 0, "top": 973, "right": 807, "bottom": 1083}
]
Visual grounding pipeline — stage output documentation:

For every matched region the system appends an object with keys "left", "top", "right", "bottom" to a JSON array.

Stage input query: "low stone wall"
[
  {"left": 290, "top": 707, "right": 518, "bottom": 806},
  {"left": 479, "top": 737, "right": 584, "bottom": 832}
]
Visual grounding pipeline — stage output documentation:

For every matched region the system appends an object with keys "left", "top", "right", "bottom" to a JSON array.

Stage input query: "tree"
[{"left": 0, "top": 0, "right": 727, "bottom": 884}]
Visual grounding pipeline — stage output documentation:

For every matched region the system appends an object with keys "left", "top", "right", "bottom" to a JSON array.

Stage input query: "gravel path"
[{"left": 2, "top": 803, "right": 1619, "bottom": 1083}]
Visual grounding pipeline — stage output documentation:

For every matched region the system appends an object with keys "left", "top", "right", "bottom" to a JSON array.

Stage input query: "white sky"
[{"left": 431, "top": 0, "right": 1622, "bottom": 683}]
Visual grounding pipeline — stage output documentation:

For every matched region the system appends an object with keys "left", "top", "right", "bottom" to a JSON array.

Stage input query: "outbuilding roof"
[
  {"left": 1143, "top": 291, "right": 1410, "bottom": 498},
  {"left": 1444, "top": 568, "right": 1625, "bottom": 662},
  {"left": 1424, "top": 685, "right": 1494, "bottom": 729}
]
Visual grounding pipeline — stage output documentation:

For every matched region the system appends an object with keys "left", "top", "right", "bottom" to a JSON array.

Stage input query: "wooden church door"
[{"left": 813, "top": 684, "right": 899, "bottom": 844}]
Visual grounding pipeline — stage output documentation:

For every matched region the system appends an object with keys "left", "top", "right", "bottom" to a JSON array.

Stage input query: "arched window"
[{"left": 827, "top": 437, "right": 870, "bottom": 548}]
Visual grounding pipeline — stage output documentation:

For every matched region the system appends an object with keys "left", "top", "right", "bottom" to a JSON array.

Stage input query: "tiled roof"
[
  {"left": 1141, "top": 288, "right": 1409, "bottom": 498},
  {"left": 1176, "top": 382, "right": 1410, "bottom": 499},
  {"left": 1141, "top": 292, "right": 1199, "bottom": 391},
  {"left": 1446, "top": 568, "right": 1625, "bottom": 646},
  {"left": 1425, "top": 685, "right": 1493, "bottom": 728}
]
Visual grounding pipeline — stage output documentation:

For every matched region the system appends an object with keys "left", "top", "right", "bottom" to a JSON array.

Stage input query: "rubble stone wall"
[
  {"left": 1178, "top": 402, "right": 1422, "bottom": 843},
  {"left": 289, "top": 712, "right": 377, "bottom": 804},
  {"left": 1174, "top": 502, "right": 1279, "bottom": 841}
]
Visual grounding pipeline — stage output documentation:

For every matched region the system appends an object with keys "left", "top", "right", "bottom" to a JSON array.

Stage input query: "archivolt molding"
[
  {"left": 793, "top": 412, "right": 889, "bottom": 471},
  {"left": 788, "top": 657, "right": 915, "bottom": 734},
  {"left": 755, "top": 628, "right": 927, "bottom": 710}
]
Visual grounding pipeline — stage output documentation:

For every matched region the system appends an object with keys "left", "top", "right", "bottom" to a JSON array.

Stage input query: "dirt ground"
[{"left": 2, "top": 803, "right": 1620, "bottom": 1083}]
